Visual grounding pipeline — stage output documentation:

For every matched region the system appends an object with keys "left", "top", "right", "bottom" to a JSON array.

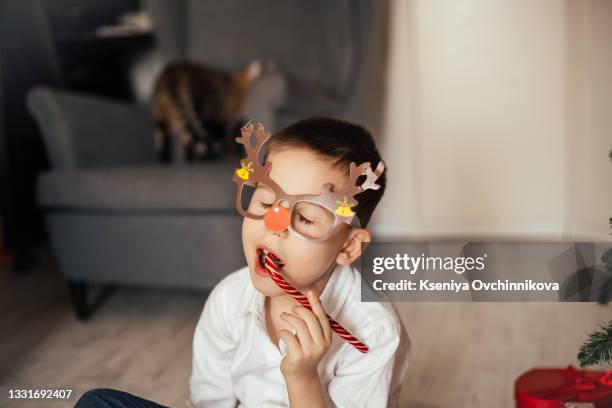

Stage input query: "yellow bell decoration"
[
  {"left": 236, "top": 162, "right": 254, "bottom": 180},
  {"left": 335, "top": 197, "right": 355, "bottom": 217}
]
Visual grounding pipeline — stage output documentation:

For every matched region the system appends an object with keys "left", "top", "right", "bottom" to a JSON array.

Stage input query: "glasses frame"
[
  {"left": 235, "top": 180, "right": 362, "bottom": 243},
  {"left": 231, "top": 122, "right": 384, "bottom": 243}
]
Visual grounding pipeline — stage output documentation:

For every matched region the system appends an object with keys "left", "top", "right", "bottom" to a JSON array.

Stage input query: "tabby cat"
[{"left": 151, "top": 60, "right": 263, "bottom": 163}]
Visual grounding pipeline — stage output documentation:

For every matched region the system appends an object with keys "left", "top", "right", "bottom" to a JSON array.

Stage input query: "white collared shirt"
[{"left": 189, "top": 263, "right": 410, "bottom": 408}]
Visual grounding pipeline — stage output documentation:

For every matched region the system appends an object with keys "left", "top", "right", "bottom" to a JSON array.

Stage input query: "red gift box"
[{"left": 515, "top": 365, "right": 612, "bottom": 408}]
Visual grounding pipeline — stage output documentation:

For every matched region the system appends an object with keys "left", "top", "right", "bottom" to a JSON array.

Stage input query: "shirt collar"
[{"left": 236, "top": 262, "right": 356, "bottom": 320}]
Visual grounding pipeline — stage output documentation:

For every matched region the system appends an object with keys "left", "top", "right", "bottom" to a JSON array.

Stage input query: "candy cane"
[{"left": 264, "top": 252, "right": 369, "bottom": 353}]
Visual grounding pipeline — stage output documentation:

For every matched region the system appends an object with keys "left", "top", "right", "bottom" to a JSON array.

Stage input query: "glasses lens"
[
  {"left": 291, "top": 201, "right": 336, "bottom": 240},
  {"left": 239, "top": 182, "right": 277, "bottom": 217}
]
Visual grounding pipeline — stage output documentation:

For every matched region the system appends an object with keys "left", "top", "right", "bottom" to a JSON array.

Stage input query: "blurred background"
[
  {"left": 0, "top": 1, "right": 610, "bottom": 407},
  {"left": 374, "top": 0, "right": 612, "bottom": 242}
]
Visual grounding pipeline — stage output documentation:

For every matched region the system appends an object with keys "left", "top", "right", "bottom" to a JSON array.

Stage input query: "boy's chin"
[{"left": 249, "top": 269, "right": 285, "bottom": 297}]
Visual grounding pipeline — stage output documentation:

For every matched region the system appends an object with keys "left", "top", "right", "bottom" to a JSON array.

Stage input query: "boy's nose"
[{"left": 264, "top": 204, "right": 291, "bottom": 232}]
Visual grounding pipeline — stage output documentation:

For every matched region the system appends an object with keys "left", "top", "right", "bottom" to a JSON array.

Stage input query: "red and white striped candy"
[{"left": 264, "top": 252, "right": 369, "bottom": 354}]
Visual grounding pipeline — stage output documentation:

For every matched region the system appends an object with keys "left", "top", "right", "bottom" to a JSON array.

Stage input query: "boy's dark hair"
[{"left": 266, "top": 117, "right": 387, "bottom": 228}]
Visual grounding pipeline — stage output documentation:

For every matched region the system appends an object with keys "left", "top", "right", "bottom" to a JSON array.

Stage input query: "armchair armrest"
[{"left": 27, "top": 86, "right": 157, "bottom": 169}]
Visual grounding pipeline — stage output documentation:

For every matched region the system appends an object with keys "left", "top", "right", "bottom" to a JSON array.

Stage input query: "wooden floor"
[{"left": 1, "top": 247, "right": 610, "bottom": 408}]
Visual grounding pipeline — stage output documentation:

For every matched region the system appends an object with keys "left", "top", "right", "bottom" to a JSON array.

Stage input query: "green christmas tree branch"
[
  {"left": 576, "top": 151, "right": 612, "bottom": 367},
  {"left": 598, "top": 156, "right": 612, "bottom": 305},
  {"left": 601, "top": 157, "right": 612, "bottom": 305},
  {"left": 601, "top": 240, "right": 612, "bottom": 305},
  {"left": 578, "top": 320, "right": 612, "bottom": 367}
]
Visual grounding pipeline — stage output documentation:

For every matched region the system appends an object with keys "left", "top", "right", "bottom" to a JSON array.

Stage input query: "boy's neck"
[
  {"left": 263, "top": 262, "right": 338, "bottom": 347},
  {"left": 267, "top": 260, "right": 338, "bottom": 311},
  {"left": 267, "top": 292, "right": 301, "bottom": 311}
]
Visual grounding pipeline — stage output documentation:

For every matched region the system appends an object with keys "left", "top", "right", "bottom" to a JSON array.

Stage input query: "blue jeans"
[{"left": 75, "top": 388, "right": 169, "bottom": 408}]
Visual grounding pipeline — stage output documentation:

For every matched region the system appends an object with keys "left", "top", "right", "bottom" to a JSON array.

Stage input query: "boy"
[
  {"left": 190, "top": 118, "right": 410, "bottom": 407},
  {"left": 74, "top": 118, "right": 409, "bottom": 408}
]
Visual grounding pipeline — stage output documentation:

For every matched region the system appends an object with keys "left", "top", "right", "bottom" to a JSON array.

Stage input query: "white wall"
[{"left": 372, "top": 0, "right": 612, "bottom": 241}]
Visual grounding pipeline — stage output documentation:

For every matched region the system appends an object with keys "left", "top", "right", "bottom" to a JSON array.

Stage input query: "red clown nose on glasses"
[{"left": 264, "top": 204, "right": 291, "bottom": 232}]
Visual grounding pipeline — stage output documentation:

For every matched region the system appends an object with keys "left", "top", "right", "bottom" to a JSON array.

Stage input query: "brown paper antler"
[
  {"left": 319, "top": 160, "right": 385, "bottom": 216},
  {"left": 362, "top": 161, "right": 385, "bottom": 191},
  {"left": 234, "top": 122, "right": 272, "bottom": 179}
]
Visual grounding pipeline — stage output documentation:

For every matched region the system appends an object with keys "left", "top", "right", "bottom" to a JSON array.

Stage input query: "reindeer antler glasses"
[{"left": 232, "top": 122, "right": 385, "bottom": 243}]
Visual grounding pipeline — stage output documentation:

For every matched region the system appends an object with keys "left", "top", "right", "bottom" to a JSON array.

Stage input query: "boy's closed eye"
[
  {"left": 258, "top": 201, "right": 273, "bottom": 210},
  {"left": 298, "top": 204, "right": 334, "bottom": 227},
  {"left": 296, "top": 213, "right": 314, "bottom": 225}
]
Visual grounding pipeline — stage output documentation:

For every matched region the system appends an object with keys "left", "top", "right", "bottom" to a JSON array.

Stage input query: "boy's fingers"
[
  {"left": 277, "top": 329, "right": 301, "bottom": 356},
  {"left": 291, "top": 303, "right": 324, "bottom": 347},
  {"left": 308, "top": 291, "right": 332, "bottom": 345},
  {"left": 280, "top": 312, "right": 314, "bottom": 350}
]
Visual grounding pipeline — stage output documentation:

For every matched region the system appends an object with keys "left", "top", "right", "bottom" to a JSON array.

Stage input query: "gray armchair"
[
  {"left": 27, "top": 0, "right": 379, "bottom": 320},
  {"left": 28, "top": 88, "right": 245, "bottom": 319}
]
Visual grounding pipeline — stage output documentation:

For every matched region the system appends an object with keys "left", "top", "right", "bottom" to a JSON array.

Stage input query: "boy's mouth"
[{"left": 256, "top": 245, "right": 284, "bottom": 273}]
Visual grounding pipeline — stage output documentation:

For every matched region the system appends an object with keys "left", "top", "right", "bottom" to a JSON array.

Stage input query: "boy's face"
[{"left": 242, "top": 147, "right": 369, "bottom": 298}]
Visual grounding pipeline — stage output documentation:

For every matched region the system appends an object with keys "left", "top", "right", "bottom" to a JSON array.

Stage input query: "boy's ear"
[{"left": 336, "top": 228, "right": 372, "bottom": 266}]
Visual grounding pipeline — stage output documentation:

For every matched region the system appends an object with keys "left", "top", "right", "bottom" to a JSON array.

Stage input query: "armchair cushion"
[
  {"left": 27, "top": 86, "right": 157, "bottom": 170},
  {"left": 37, "top": 162, "right": 238, "bottom": 212}
]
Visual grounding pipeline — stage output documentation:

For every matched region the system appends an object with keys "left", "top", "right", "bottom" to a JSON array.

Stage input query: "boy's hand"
[{"left": 277, "top": 290, "right": 332, "bottom": 381}]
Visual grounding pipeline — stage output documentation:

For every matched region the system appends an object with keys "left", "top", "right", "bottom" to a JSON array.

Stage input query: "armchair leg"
[
  {"left": 13, "top": 248, "right": 34, "bottom": 272},
  {"left": 68, "top": 280, "right": 90, "bottom": 320}
]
